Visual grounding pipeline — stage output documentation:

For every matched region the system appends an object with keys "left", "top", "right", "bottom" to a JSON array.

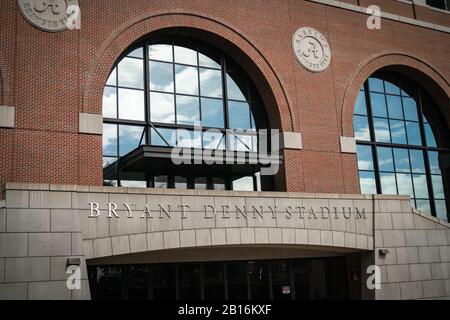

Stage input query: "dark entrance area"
[{"left": 88, "top": 257, "right": 349, "bottom": 300}]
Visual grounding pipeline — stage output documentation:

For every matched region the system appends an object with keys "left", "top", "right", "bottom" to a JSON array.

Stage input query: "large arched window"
[
  {"left": 354, "top": 72, "right": 449, "bottom": 221},
  {"left": 102, "top": 37, "right": 272, "bottom": 191}
]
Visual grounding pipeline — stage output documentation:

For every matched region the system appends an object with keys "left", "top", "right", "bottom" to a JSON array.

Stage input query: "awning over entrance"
[{"left": 104, "top": 145, "right": 283, "bottom": 179}]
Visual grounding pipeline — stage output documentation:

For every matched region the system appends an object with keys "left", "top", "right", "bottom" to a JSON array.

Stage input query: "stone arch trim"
[
  {"left": 82, "top": 11, "right": 295, "bottom": 131},
  {"left": 341, "top": 52, "right": 450, "bottom": 137},
  {"left": 83, "top": 229, "right": 372, "bottom": 260}
]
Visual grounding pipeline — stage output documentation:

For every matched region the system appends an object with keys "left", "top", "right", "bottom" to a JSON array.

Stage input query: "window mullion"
[
  {"left": 196, "top": 42, "right": 204, "bottom": 149},
  {"left": 144, "top": 44, "right": 151, "bottom": 146},
  {"left": 222, "top": 57, "right": 230, "bottom": 150},
  {"left": 417, "top": 87, "right": 438, "bottom": 217},
  {"left": 172, "top": 41, "right": 178, "bottom": 146},
  {"left": 363, "top": 81, "right": 382, "bottom": 194}
]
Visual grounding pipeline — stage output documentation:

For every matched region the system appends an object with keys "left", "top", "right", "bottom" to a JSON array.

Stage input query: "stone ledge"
[
  {"left": 3, "top": 183, "right": 419, "bottom": 201},
  {"left": 0, "top": 106, "right": 15, "bottom": 128},
  {"left": 274, "top": 132, "right": 303, "bottom": 150},
  {"left": 412, "top": 208, "right": 450, "bottom": 228},
  {"left": 340, "top": 136, "right": 357, "bottom": 153},
  {"left": 306, "top": 0, "right": 450, "bottom": 33},
  {"left": 79, "top": 113, "right": 102, "bottom": 135}
]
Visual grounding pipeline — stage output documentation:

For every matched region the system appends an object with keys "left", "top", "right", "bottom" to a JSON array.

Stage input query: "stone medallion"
[
  {"left": 292, "top": 27, "right": 331, "bottom": 73},
  {"left": 17, "top": 0, "right": 79, "bottom": 32}
]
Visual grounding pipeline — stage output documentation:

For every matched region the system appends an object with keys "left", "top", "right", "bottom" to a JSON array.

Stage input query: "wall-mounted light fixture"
[
  {"left": 66, "top": 257, "right": 81, "bottom": 267},
  {"left": 378, "top": 249, "right": 389, "bottom": 257}
]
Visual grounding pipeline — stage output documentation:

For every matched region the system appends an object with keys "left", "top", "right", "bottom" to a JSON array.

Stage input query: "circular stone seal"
[
  {"left": 17, "top": 0, "right": 79, "bottom": 32},
  {"left": 292, "top": 27, "right": 331, "bottom": 73}
]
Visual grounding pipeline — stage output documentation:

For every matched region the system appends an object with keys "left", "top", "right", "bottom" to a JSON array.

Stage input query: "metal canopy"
[{"left": 104, "top": 145, "right": 283, "bottom": 179}]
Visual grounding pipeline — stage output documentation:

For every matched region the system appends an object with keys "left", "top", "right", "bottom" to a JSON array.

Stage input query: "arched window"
[
  {"left": 354, "top": 72, "right": 449, "bottom": 222},
  {"left": 102, "top": 37, "right": 272, "bottom": 191}
]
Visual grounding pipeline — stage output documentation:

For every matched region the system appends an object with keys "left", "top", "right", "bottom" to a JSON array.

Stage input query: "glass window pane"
[
  {"left": 248, "top": 262, "right": 270, "bottom": 300},
  {"left": 195, "top": 177, "right": 208, "bottom": 190},
  {"left": 380, "top": 173, "right": 397, "bottom": 195},
  {"left": 226, "top": 74, "right": 247, "bottom": 101},
  {"left": 354, "top": 91, "right": 367, "bottom": 115},
  {"left": 401, "top": 81, "right": 416, "bottom": 98},
  {"left": 118, "top": 57, "right": 144, "bottom": 89},
  {"left": 370, "top": 93, "right": 387, "bottom": 118},
  {"left": 213, "top": 178, "right": 226, "bottom": 190},
  {"left": 118, "top": 88, "right": 145, "bottom": 121},
  {"left": 177, "top": 129, "right": 201, "bottom": 148},
  {"left": 201, "top": 98, "right": 224, "bottom": 128},
  {"left": 396, "top": 173, "right": 414, "bottom": 197},
  {"left": 393, "top": 148, "right": 411, "bottom": 172},
  {"left": 356, "top": 144, "right": 374, "bottom": 171},
  {"left": 174, "top": 46, "right": 198, "bottom": 65},
  {"left": 149, "top": 61, "right": 174, "bottom": 93},
  {"left": 390, "top": 120, "right": 407, "bottom": 144},
  {"left": 402, "top": 97, "right": 418, "bottom": 121},
  {"left": 232, "top": 176, "right": 254, "bottom": 191},
  {"left": 103, "top": 157, "right": 116, "bottom": 168},
  {"left": 175, "top": 65, "right": 198, "bottom": 95},
  {"left": 428, "top": 151, "right": 441, "bottom": 174},
  {"left": 230, "top": 133, "right": 254, "bottom": 152},
  {"left": 432, "top": 175, "right": 445, "bottom": 199},
  {"left": 199, "top": 52, "right": 221, "bottom": 69},
  {"left": 377, "top": 147, "right": 394, "bottom": 172},
  {"left": 425, "top": 123, "right": 437, "bottom": 147},
  {"left": 251, "top": 114, "right": 256, "bottom": 131},
  {"left": 199, "top": 68, "right": 222, "bottom": 98},
  {"left": 203, "top": 131, "right": 225, "bottom": 150},
  {"left": 405, "top": 122, "right": 422, "bottom": 146},
  {"left": 154, "top": 176, "right": 168, "bottom": 189},
  {"left": 149, "top": 44, "right": 173, "bottom": 62},
  {"left": 373, "top": 118, "right": 391, "bottom": 143},
  {"left": 203, "top": 264, "right": 225, "bottom": 300},
  {"left": 103, "top": 124, "right": 117, "bottom": 156},
  {"left": 409, "top": 149, "right": 425, "bottom": 173},
  {"left": 368, "top": 77, "right": 384, "bottom": 93},
  {"left": 121, "top": 180, "right": 146, "bottom": 188},
  {"left": 413, "top": 174, "right": 429, "bottom": 198},
  {"left": 416, "top": 199, "right": 431, "bottom": 215},
  {"left": 435, "top": 200, "right": 448, "bottom": 222},
  {"left": 102, "top": 87, "right": 117, "bottom": 118},
  {"left": 127, "top": 47, "right": 143, "bottom": 59},
  {"left": 150, "top": 92, "right": 175, "bottom": 124},
  {"left": 103, "top": 180, "right": 118, "bottom": 187},
  {"left": 353, "top": 115, "right": 371, "bottom": 141},
  {"left": 152, "top": 266, "right": 176, "bottom": 300},
  {"left": 175, "top": 177, "right": 188, "bottom": 189},
  {"left": 118, "top": 125, "right": 144, "bottom": 156},
  {"left": 176, "top": 95, "right": 200, "bottom": 125},
  {"left": 120, "top": 172, "right": 147, "bottom": 185},
  {"left": 106, "top": 68, "right": 116, "bottom": 86},
  {"left": 386, "top": 95, "right": 403, "bottom": 119},
  {"left": 228, "top": 101, "right": 251, "bottom": 129},
  {"left": 384, "top": 80, "right": 401, "bottom": 95},
  {"left": 227, "top": 263, "right": 248, "bottom": 300},
  {"left": 359, "top": 171, "right": 376, "bottom": 194},
  {"left": 151, "top": 127, "right": 176, "bottom": 147}
]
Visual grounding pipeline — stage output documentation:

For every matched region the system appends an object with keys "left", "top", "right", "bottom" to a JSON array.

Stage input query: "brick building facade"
[{"left": 0, "top": 0, "right": 449, "bottom": 300}]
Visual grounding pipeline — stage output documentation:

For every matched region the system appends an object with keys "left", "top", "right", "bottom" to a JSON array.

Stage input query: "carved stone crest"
[
  {"left": 292, "top": 27, "right": 331, "bottom": 73},
  {"left": 17, "top": 0, "right": 79, "bottom": 32}
]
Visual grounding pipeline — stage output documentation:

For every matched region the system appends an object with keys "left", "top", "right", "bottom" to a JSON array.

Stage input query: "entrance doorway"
[{"left": 88, "top": 257, "right": 349, "bottom": 300}]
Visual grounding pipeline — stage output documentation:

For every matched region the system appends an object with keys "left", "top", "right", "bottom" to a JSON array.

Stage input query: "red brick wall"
[
  {"left": 0, "top": 0, "right": 448, "bottom": 196},
  {"left": 416, "top": 5, "right": 450, "bottom": 28},
  {"left": 360, "top": 0, "right": 415, "bottom": 19}
]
